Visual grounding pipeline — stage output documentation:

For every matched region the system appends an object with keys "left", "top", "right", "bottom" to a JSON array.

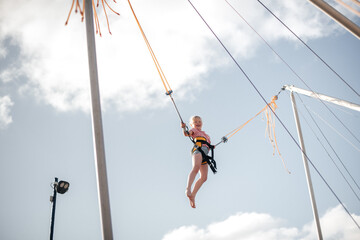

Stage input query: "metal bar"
[
  {"left": 49, "top": 177, "right": 58, "bottom": 240},
  {"left": 289, "top": 91, "right": 323, "bottom": 240},
  {"left": 308, "top": 0, "right": 360, "bottom": 39},
  {"left": 284, "top": 85, "right": 360, "bottom": 112},
  {"left": 84, "top": 0, "right": 113, "bottom": 239}
]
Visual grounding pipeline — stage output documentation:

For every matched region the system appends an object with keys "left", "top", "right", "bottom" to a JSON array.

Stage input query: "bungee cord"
[
  {"left": 127, "top": 0, "right": 172, "bottom": 95},
  {"left": 216, "top": 95, "right": 291, "bottom": 173},
  {"left": 127, "top": 0, "right": 186, "bottom": 127},
  {"left": 187, "top": 0, "right": 360, "bottom": 229}
]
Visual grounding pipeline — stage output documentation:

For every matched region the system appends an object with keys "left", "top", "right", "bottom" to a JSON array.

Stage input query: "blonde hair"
[{"left": 189, "top": 115, "right": 202, "bottom": 126}]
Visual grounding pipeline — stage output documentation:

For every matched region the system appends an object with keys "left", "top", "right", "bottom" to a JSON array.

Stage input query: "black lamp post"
[{"left": 49, "top": 177, "right": 70, "bottom": 240}]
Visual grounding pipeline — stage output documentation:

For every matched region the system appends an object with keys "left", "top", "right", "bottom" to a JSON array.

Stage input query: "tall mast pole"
[
  {"left": 289, "top": 91, "right": 323, "bottom": 240},
  {"left": 84, "top": 0, "right": 113, "bottom": 239}
]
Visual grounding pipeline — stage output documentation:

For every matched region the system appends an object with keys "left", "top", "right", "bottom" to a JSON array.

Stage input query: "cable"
[
  {"left": 309, "top": 107, "right": 360, "bottom": 153},
  {"left": 296, "top": 93, "right": 360, "bottom": 202},
  {"left": 256, "top": 0, "right": 360, "bottom": 99},
  {"left": 187, "top": 0, "right": 360, "bottom": 229},
  {"left": 298, "top": 94, "right": 360, "bottom": 191},
  {"left": 322, "top": 100, "right": 360, "bottom": 119}
]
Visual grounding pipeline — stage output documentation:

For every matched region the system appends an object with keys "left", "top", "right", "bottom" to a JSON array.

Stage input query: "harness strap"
[{"left": 193, "top": 139, "right": 217, "bottom": 174}]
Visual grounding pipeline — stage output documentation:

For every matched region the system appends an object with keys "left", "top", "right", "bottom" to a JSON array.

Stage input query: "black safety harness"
[
  {"left": 192, "top": 138, "right": 217, "bottom": 174},
  {"left": 183, "top": 124, "right": 218, "bottom": 174}
]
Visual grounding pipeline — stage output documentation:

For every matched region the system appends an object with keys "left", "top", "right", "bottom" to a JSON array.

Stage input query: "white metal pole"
[
  {"left": 84, "top": 0, "right": 113, "bottom": 239},
  {"left": 308, "top": 0, "right": 360, "bottom": 39},
  {"left": 289, "top": 91, "right": 323, "bottom": 240},
  {"left": 284, "top": 85, "right": 360, "bottom": 112}
]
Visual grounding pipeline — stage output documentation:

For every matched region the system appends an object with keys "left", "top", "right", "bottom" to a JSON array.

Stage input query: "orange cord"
[
  {"left": 65, "top": 0, "right": 119, "bottom": 35},
  {"left": 127, "top": 0, "right": 173, "bottom": 95},
  {"left": 225, "top": 96, "right": 290, "bottom": 173}
]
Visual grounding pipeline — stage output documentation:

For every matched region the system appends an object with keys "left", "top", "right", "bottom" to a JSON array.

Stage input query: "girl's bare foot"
[
  {"left": 185, "top": 189, "right": 196, "bottom": 208},
  {"left": 189, "top": 195, "right": 196, "bottom": 208}
]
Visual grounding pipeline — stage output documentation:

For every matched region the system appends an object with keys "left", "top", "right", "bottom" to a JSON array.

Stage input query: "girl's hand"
[{"left": 181, "top": 122, "right": 186, "bottom": 128}]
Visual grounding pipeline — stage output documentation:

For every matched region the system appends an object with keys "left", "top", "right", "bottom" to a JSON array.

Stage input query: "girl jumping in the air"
[{"left": 181, "top": 115, "right": 212, "bottom": 208}]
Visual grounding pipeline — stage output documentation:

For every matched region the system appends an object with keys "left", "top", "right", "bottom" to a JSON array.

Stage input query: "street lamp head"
[{"left": 57, "top": 180, "right": 70, "bottom": 194}]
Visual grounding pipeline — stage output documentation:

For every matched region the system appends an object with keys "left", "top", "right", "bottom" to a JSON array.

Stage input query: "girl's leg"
[
  {"left": 186, "top": 153, "right": 202, "bottom": 207},
  {"left": 191, "top": 163, "right": 208, "bottom": 199}
]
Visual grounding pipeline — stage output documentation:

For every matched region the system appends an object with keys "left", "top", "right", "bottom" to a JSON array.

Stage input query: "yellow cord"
[
  {"left": 127, "top": 0, "right": 173, "bottom": 95},
  {"left": 225, "top": 96, "right": 290, "bottom": 173}
]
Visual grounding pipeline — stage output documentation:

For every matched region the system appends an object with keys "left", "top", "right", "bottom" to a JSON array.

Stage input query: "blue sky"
[{"left": 0, "top": 0, "right": 360, "bottom": 239}]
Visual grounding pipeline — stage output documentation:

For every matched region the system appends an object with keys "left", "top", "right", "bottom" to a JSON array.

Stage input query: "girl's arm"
[{"left": 181, "top": 122, "right": 192, "bottom": 137}]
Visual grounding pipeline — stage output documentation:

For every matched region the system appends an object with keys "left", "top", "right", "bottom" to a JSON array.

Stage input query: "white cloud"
[
  {"left": 301, "top": 205, "right": 360, "bottom": 240},
  {"left": 162, "top": 205, "right": 360, "bottom": 240},
  {"left": 0, "top": 95, "right": 14, "bottom": 129},
  {"left": 0, "top": 0, "right": 338, "bottom": 113}
]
